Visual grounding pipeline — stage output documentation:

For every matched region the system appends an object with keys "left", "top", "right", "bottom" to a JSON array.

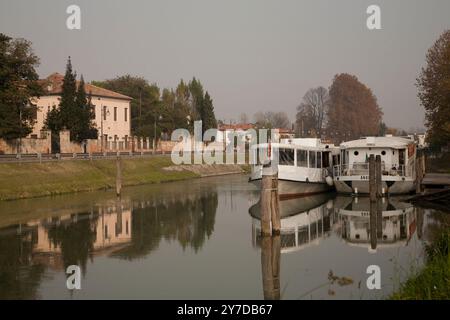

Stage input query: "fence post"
[{"left": 116, "top": 156, "right": 122, "bottom": 197}]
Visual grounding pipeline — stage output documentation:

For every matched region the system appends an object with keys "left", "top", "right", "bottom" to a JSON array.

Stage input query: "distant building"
[{"left": 32, "top": 73, "right": 132, "bottom": 146}]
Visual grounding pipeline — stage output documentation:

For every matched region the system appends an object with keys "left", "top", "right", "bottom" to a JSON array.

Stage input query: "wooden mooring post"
[
  {"left": 415, "top": 150, "right": 425, "bottom": 194},
  {"left": 116, "top": 156, "right": 122, "bottom": 197},
  {"left": 369, "top": 154, "right": 383, "bottom": 251},
  {"left": 260, "top": 166, "right": 280, "bottom": 236},
  {"left": 261, "top": 235, "right": 280, "bottom": 300}
]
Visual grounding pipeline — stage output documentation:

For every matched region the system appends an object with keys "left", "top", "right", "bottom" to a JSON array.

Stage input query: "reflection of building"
[
  {"left": 334, "top": 197, "right": 417, "bottom": 250},
  {"left": 34, "top": 209, "right": 132, "bottom": 255}
]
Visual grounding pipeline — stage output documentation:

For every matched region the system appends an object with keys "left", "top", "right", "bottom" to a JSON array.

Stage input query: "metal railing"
[
  {"left": 0, "top": 151, "right": 172, "bottom": 163},
  {"left": 333, "top": 162, "right": 408, "bottom": 177}
]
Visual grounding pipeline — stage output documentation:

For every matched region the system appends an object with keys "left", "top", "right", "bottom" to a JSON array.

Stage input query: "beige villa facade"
[{"left": 32, "top": 73, "right": 132, "bottom": 146}]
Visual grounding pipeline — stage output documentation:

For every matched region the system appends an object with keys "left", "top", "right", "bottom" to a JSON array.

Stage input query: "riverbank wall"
[{"left": 0, "top": 156, "right": 246, "bottom": 201}]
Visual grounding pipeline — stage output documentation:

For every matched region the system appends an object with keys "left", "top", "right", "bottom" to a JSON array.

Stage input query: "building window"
[
  {"left": 124, "top": 108, "right": 128, "bottom": 122},
  {"left": 114, "top": 107, "right": 117, "bottom": 121},
  {"left": 103, "top": 106, "right": 107, "bottom": 120}
]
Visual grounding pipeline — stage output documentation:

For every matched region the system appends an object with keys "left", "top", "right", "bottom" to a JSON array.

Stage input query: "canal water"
[{"left": 0, "top": 174, "right": 448, "bottom": 299}]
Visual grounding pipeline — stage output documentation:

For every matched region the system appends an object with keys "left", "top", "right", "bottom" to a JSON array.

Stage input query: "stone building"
[{"left": 32, "top": 73, "right": 132, "bottom": 147}]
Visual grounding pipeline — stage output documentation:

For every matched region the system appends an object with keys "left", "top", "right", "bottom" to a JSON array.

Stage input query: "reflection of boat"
[
  {"left": 334, "top": 196, "right": 417, "bottom": 250},
  {"left": 333, "top": 136, "right": 417, "bottom": 194},
  {"left": 250, "top": 194, "right": 334, "bottom": 253},
  {"left": 249, "top": 139, "right": 339, "bottom": 198}
]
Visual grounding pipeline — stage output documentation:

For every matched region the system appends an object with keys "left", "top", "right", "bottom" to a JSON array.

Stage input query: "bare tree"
[
  {"left": 296, "top": 87, "right": 329, "bottom": 137},
  {"left": 254, "top": 111, "right": 290, "bottom": 129},
  {"left": 239, "top": 112, "right": 249, "bottom": 124}
]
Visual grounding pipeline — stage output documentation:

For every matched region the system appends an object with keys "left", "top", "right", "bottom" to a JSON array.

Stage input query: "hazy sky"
[{"left": 2, "top": 0, "right": 450, "bottom": 130}]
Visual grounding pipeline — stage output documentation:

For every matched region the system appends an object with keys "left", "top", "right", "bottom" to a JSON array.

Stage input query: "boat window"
[
  {"left": 322, "top": 151, "right": 330, "bottom": 167},
  {"left": 399, "top": 149, "right": 405, "bottom": 166},
  {"left": 279, "top": 148, "right": 294, "bottom": 165},
  {"left": 297, "top": 150, "right": 308, "bottom": 167},
  {"left": 309, "top": 151, "right": 316, "bottom": 168},
  {"left": 316, "top": 152, "right": 322, "bottom": 168}
]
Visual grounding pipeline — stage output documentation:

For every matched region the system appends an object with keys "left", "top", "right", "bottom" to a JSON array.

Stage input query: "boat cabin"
[{"left": 334, "top": 136, "right": 417, "bottom": 178}]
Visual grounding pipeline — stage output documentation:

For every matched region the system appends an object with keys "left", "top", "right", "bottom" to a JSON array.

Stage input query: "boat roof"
[
  {"left": 340, "top": 136, "right": 414, "bottom": 149},
  {"left": 251, "top": 142, "right": 337, "bottom": 152},
  {"left": 251, "top": 138, "right": 338, "bottom": 151}
]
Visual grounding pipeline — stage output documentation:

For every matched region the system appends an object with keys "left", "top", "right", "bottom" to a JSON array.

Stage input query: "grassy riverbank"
[
  {"left": 0, "top": 156, "right": 203, "bottom": 200},
  {"left": 390, "top": 230, "right": 450, "bottom": 300}
]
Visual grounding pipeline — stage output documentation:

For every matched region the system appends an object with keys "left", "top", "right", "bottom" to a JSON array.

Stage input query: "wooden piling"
[
  {"left": 369, "top": 200, "right": 377, "bottom": 250},
  {"left": 116, "top": 156, "right": 122, "bottom": 197},
  {"left": 261, "top": 165, "right": 280, "bottom": 236},
  {"left": 376, "top": 198, "right": 383, "bottom": 240},
  {"left": 270, "top": 175, "right": 281, "bottom": 235},
  {"left": 416, "top": 150, "right": 424, "bottom": 194},
  {"left": 261, "top": 235, "right": 280, "bottom": 300},
  {"left": 369, "top": 154, "right": 376, "bottom": 202},
  {"left": 375, "top": 155, "right": 382, "bottom": 197},
  {"left": 260, "top": 173, "right": 273, "bottom": 236}
]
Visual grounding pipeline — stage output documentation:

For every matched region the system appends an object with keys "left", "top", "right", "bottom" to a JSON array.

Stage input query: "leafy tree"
[
  {"left": 93, "top": 76, "right": 217, "bottom": 138},
  {"left": 92, "top": 75, "right": 161, "bottom": 138},
  {"left": 327, "top": 73, "right": 383, "bottom": 143},
  {"left": 0, "top": 33, "right": 43, "bottom": 140},
  {"left": 417, "top": 30, "right": 450, "bottom": 149}
]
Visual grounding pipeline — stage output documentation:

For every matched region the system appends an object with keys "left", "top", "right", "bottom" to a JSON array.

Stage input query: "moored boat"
[
  {"left": 249, "top": 138, "right": 339, "bottom": 198},
  {"left": 333, "top": 136, "right": 418, "bottom": 195}
]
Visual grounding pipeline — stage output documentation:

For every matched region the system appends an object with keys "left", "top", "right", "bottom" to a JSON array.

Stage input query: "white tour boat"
[
  {"left": 249, "top": 138, "right": 339, "bottom": 199},
  {"left": 333, "top": 136, "right": 418, "bottom": 195}
]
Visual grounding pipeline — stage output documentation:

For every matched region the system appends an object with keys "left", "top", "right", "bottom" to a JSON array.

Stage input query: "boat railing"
[{"left": 333, "top": 163, "right": 407, "bottom": 177}]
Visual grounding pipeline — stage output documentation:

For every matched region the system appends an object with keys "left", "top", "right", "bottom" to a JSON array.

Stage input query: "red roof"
[
  {"left": 219, "top": 123, "right": 254, "bottom": 131},
  {"left": 40, "top": 73, "right": 132, "bottom": 100}
]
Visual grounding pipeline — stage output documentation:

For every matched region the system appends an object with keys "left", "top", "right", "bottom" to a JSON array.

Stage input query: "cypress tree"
[
  {"left": 59, "top": 57, "right": 77, "bottom": 133},
  {"left": 73, "top": 75, "right": 97, "bottom": 142},
  {"left": 201, "top": 91, "right": 217, "bottom": 133}
]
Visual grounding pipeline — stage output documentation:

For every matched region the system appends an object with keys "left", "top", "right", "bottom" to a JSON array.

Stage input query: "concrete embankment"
[{"left": 0, "top": 156, "right": 246, "bottom": 201}]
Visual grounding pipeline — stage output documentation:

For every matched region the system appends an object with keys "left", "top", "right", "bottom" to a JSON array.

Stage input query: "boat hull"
[
  {"left": 334, "top": 177, "right": 415, "bottom": 195},
  {"left": 250, "top": 178, "right": 332, "bottom": 199}
]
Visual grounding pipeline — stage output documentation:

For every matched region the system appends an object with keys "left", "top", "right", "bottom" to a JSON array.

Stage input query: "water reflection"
[
  {"left": 0, "top": 175, "right": 447, "bottom": 299},
  {"left": 250, "top": 195, "right": 422, "bottom": 253},
  {"left": 250, "top": 194, "right": 335, "bottom": 253},
  {"left": 249, "top": 194, "right": 430, "bottom": 300},
  {"left": 335, "top": 197, "right": 419, "bottom": 251},
  {"left": 0, "top": 185, "right": 218, "bottom": 299}
]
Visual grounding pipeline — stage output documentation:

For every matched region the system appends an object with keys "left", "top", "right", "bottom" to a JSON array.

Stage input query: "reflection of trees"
[
  {"left": 423, "top": 208, "right": 450, "bottom": 244},
  {"left": 114, "top": 191, "right": 218, "bottom": 260},
  {"left": 0, "top": 228, "right": 45, "bottom": 299},
  {"left": 46, "top": 212, "right": 98, "bottom": 274}
]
